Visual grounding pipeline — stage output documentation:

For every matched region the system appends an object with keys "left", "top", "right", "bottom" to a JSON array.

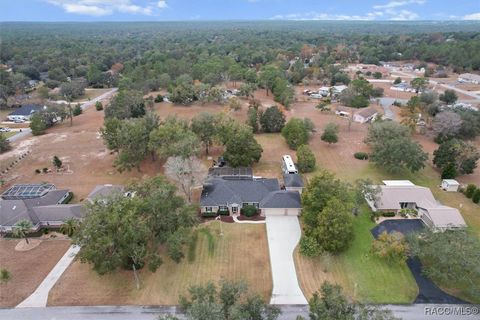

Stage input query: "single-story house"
[
  {"left": 7, "top": 104, "right": 45, "bottom": 122},
  {"left": 86, "top": 184, "right": 125, "bottom": 203},
  {"left": 283, "top": 173, "right": 304, "bottom": 194},
  {"left": 335, "top": 106, "right": 350, "bottom": 118},
  {"left": 458, "top": 73, "right": 480, "bottom": 85},
  {"left": 353, "top": 107, "right": 378, "bottom": 123},
  {"left": 441, "top": 179, "right": 460, "bottom": 192},
  {"left": 390, "top": 82, "right": 416, "bottom": 93},
  {"left": 0, "top": 184, "right": 82, "bottom": 232},
  {"left": 366, "top": 180, "right": 466, "bottom": 231},
  {"left": 200, "top": 169, "right": 302, "bottom": 216}
]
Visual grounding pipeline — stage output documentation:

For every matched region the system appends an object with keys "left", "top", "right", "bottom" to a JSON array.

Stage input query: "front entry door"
[{"left": 231, "top": 206, "right": 238, "bottom": 214}]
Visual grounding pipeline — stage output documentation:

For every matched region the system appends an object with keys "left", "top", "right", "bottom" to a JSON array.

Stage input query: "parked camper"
[{"left": 282, "top": 155, "right": 298, "bottom": 174}]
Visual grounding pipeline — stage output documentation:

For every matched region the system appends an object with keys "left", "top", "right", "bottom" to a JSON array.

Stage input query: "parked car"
[
  {"left": 13, "top": 119, "right": 25, "bottom": 123},
  {"left": 0, "top": 127, "right": 11, "bottom": 132}
]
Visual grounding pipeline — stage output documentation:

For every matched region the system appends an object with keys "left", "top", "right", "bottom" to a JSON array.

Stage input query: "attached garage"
[
  {"left": 260, "top": 191, "right": 302, "bottom": 217},
  {"left": 262, "top": 208, "right": 300, "bottom": 216}
]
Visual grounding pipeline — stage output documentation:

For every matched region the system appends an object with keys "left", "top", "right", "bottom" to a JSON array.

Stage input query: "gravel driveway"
[{"left": 265, "top": 216, "right": 307, "bottom": 305}]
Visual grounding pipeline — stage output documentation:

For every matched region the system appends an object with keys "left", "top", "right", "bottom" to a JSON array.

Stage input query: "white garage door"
[{"left": 263, "top": 208, "right": 299, "bottom": 216}]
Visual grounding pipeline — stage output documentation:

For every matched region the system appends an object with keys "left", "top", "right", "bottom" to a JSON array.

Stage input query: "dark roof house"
[
  {"left": 8, "top": 105, "right": 44, "bottom": 118},
  {"left": 0, "top": 184, "right": 82, "bottom": 232}
]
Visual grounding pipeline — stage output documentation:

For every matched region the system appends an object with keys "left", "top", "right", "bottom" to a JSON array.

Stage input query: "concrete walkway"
[
  {"left": 231, "top": 214, "right": 266, "bottom": 224},
  {"left": 265, "top": 216, "right": 307, "bottom": 305},
  {"left": 16, "top": 245, "right": 80, "bottom": 308}
]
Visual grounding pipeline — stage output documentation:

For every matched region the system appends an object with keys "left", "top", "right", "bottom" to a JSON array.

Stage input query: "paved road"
[
  {"left": 7, "top": 128, "right": 31, "bottom": 143},
  {"left": 265, "top": 216, "right": 307, "bottom": 305},
  {"left": 1, "top": 304, "right": 478, "bottom": 320},
  {"left": 79, "top": 88, "right": 118, "bottom": 111},
  {"left": 17, "top": 245, "right": 80, "bottom": 308}
]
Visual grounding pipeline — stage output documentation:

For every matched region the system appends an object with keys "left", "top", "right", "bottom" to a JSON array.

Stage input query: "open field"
[
  {"left": 48, "top": 222, "right": 272, "bottom": 306},
  {"left": 0, "top": 239, "right": 70, "bottom": 307},
  {"left": 295, "top": 210, "right": 418, "bottom": 304}
]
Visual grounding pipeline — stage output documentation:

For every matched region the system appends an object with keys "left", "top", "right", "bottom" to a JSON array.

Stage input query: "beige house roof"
[
  {"left": 421, "top": 206, "right": 466, "bottom": 229},
  {"left": 372, "top": 183, "right": 466, "bottom": 229},
  {"left": 375, "top": 185, "right": 437, "bottom": 210},
  {"left": 355, "top": 107, "right": 378, "bottom": 119}
]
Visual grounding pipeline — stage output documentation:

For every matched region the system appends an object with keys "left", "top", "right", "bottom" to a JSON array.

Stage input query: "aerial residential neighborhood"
[{"left": 1, "top": 2, "right": 480, "bottom": 320}]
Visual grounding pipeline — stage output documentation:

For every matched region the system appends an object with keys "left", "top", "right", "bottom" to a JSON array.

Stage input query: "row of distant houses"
[{"left": 4, "top": 104, "right": 46, "bottom": 122}]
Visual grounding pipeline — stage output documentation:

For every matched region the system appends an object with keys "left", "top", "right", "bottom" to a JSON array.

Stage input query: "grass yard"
[
  {"left": 48, "top": 222, "right": 272, "bottom": 306},
  {"left": 0, "top": 239, "right": 71, "bottom": 307},
  {"left": 295, "top": 210, "right": 418, "bottom": 304}
]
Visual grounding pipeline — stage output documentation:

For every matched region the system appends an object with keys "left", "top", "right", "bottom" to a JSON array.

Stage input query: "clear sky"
[{"left": 1, "top": 0, "right": 480, "bottom": 22}]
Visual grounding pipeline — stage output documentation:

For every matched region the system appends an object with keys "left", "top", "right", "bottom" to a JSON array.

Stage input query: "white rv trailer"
[{"left": 282, "top": 155, "right": 298, "bottom": 174}]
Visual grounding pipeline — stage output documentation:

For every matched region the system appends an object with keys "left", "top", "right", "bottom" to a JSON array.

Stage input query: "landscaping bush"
[
  {"left": 73, "top": 104, "right": 82, "bottom": 116},
  {"left": 0, "top": 268, "right": 10, "bottom": 283},
  {"left": 217, "top": 209, "right": 229, "bottom": 216},
  {"left": 370, "top": 211, "right": 381, "bottom": 221},
  {"left": 95, "top": 101, "right": 103, "bottom": 111},
  {"left": 241, "top": 205, "right": 258, "bottom": 217},
  {"left": 382, "top": 212, "right": 396, "bottom": 217},
  {"left": 299, "top": 235, "right": 321, "bottom": 257},
  {"left": 354, "top": 152, "right": 369, "bottom": 160},
  {"left": 473, "top": 189, "right": 480, "bottom": 204},
  {"left": 202, "top": 211, "right": 218, "bottom": 218},
  {"left": 465, "top": 184, "right": 477, "bottom": 198}
]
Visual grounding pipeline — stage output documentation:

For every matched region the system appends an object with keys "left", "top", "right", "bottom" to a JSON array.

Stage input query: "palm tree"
[
  {"left": 12, "top": 219, "right": 33, "bottom": 244},
  {"left": 60, "top": 218, "right": 80, "bottom": 237}
]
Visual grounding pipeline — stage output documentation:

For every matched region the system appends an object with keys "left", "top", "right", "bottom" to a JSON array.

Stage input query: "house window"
[
  {"left": 242, "top": 202, "right": 259, "bottom": 208},
  {"left": 205, "top": 207, "right": 213, "bottom": 212},
  {"left": 219, "top": 206, "right": 228, "bottom": 211}
]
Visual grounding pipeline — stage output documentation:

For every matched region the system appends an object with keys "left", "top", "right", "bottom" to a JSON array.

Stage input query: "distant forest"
[{"left": 1, "top": 21, "right": 479, "bottom": 105}]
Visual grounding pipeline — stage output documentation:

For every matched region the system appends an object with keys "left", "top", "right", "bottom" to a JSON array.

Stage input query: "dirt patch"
[
  {"left": 0, "top": 238, "right": 70, "bottom": 307},
  {"left": 14, "top": 239, "right": 42, "bottom": 251}
]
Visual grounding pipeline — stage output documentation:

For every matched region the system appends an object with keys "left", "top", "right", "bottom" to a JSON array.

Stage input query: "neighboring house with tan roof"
[
  {"left": 366, "top": 180, "right": 466, "bottom": 231},
  {"left": 353, "top": 107, "right": 378, "bottom": 123}
]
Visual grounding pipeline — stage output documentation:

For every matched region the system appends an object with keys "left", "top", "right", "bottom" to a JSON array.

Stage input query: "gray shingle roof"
[
  {"left": 86, "top": 184, "right": 124, "bottom": 202},
  {"left": 31, "top": 204, "right": 84, "bottom": 222},
  {"left": 283, "top": 173, "right": 304, "bottom": 188},
  {"left": 8, "top": 105, "right": 43, "bottom": 117},
  {"left": 260, "top": 191, "right": 301, "bottom": 209},
  {"left": 201, "top": 177, "right": 279, "bottom": 206}
]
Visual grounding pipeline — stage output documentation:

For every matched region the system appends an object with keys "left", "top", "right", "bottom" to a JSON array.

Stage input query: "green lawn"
[{"left": 296, "top": 207, "right": 418, "bottom": 304}]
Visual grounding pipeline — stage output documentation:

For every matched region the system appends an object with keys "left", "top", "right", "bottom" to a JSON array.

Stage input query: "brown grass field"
[
  {"left": 48, "top": 222, "right": 271, "bottom": 306},
  {"left": 0, "top": 239, "right": 70, "bottom": 307}
]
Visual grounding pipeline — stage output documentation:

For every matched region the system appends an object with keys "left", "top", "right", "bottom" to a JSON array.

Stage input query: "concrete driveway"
[{"left": 265, "top": 216, "right": 307, "bottom": 305}]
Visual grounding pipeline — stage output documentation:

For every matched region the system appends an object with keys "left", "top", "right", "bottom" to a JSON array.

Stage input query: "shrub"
[
  {"left": 382, "top": 212, "right": 396, "bottom": 217},
  {"left": 202, "top": 210, "right": 218, "bottom": 218},
  {"left": 42, "top": 167, "right": 48, "bottom": 173},
  {"left": 217, "top": 208, "right": 229, "bottom": 216},
  {"left": 473, "top": 189, "right": 480, "bottom": 204},
  {"left": 241, "top": 205, "right": 258, "bottom": 217},
  {"left": 465, "top": 184, "right": 477, "bottom": 198},
  {"left": 35, "top": 169, "right": 41, "bottom": 174},
  {"left": 73, "top": 104, "right": 82, "bottom": 116},
  {"left": 95, "top": 101, "right": 103, "bottom": 111},
  {"left": 299, "top": 235, "right": 322, "bottom": 257},
  {"left": 297, "top": 144, "right": 316, "bottom": 173},
  {"left": 154, "top": 94, "right": 164, "bottom": 103},
  {"left": 354, "top": 152, "right": 369, "bottom": 160},
  {"left": 0, "top": 268, "right": 10, "bottom": 283},
  {"left": 370, "top": 210, "right": 381, "bottom": 221}
]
